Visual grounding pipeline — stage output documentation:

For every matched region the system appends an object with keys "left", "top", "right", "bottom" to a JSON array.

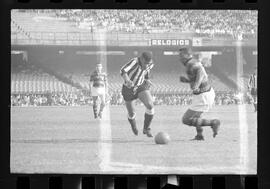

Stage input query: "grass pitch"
[{"left": 11, "top": 105, "right": 257, "bottom": 174}]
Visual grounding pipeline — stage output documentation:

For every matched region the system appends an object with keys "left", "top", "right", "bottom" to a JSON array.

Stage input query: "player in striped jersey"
[
  {"left": 179, "top": 48, "right": 220, "bottom": 140},
  {"left": 90, "top": 64, "right": 108, "bottom": 119},
  {"left": 120, "top": 52, "right": 155, "bottom": 137},
  {"left": 248, "top": 68, "right": 257, "bottom": 112}
]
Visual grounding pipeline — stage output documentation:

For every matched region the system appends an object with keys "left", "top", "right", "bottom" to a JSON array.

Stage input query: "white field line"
[
  {"left": 98, "top": 106, "right": 112, "bottom": 172},
  {"left": 95, "top": 29, "right": 113, "bottom": 172},
  {"left": 236, "top": 41, "right": 249, "bottom": 174}
]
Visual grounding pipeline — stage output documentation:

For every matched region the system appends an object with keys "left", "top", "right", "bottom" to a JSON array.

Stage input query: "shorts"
[
  {"left": 251, "top": 88, "right": 257, "bottom": 96},
  {"left": 190, "top": 87, "right": 215, "bottom": 112},
  {"left": 121, "top": 81, "right": 150, "bottom": 101},
  {"left": 92, "top": 86, "right": 105, "bottom": 96}
]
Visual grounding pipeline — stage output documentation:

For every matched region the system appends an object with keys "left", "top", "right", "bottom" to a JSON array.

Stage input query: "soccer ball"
[{"left": 154, "top": 132, "right": 171, "bottom": 145}]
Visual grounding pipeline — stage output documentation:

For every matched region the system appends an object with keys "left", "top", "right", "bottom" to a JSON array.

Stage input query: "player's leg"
[
  {"left": 182, "top": 109, "right": 204, "bottom": 140},
  {"left": 206, "top": 88, "right": 220, "bottom": 137},
  {"left": 250, "top": 94, "right": 255, "bottom": 110},
  {"left": 98, "top": 93, "right": 106, "bottom": 118},
  {"left": 254, "top": 95, "right": 257, "bottom": 112},
  {"left": 92, "top": 96, "right": 99, "bottom": 119},
  {"left": 182, "top": 110, "right": 217, "bottom": 128},
  {"left": 251, "top": 88, "right": 257, "bottom": 112},
  {"left": 183, "top": 89, "right": 220, "bottom": 139},
  {"left": 125, "top": 100, "right": 138, "bottom": 135},
  {"left": 138, "top": 90, "right": 154, "bottom": 137},
  {"left": 191, "top": 88, "right": 220, "bottom": 137},
  {"left": 122, "top": 85, "right": 138, "bottom": 135},
  {"left": 252, "top": 95, "right": 257, "bottom": 112}
]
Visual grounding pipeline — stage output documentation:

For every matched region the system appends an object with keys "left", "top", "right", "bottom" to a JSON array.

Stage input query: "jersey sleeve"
[
  {"left": 145, "top": 63, "right": 154, "bottom": 79},
  {"left": 145, "top": 70, "right": 150, "bottom": 79},
  {"left": 191, "top": 64, "right": 205, "bottom": 90},
  {"left": 148, "top": 62, "right": 154, "bottom": 71},
  {"left": 120, "top": 58, "right": 137, "bottom": 75}
]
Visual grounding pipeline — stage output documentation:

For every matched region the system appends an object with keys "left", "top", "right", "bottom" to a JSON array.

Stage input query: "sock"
[
  {"left": 144, "top": 113, "right": 154, "bottom": 130},
  {"left": 190, "top": 117, "right": 214, "bottom": 127},
  {"left": 196, "top": 126, "right": 203, "bottom": 136},
  {"left": 128, "top": 118, "right": 137, "bottom": 128},
  {"left": 99, "top": 103, "right": 105, "bottom": 115},
  {"left": 93, "top": 102, "right": 98, "bottom": 117}
]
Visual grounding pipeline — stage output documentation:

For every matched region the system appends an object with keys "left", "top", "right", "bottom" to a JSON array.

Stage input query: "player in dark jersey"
[
  {"left": 179, "top": 48, "right": 221, "bottom": 140},
  {"left": 248, "top": 68, "right": 257, "bottom": 112},
  {"left": 90, "top": 64, "right": 108, "bottom": 119},
  {"left": 120, "top": 52, "right": 154, "bottom": 137}
]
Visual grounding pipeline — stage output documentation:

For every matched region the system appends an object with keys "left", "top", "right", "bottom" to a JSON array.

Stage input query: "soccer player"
[
  {"left": 90, "top": 63, "right": 108, "bottom": 119},
  {"left": 179, "top": 48, "right": 220, "bottom": 140},
  {"left": 248, "top": 68, "right": 257, "bottom": 112},
  {"left": 120, "top": 52, "right": 154, "bottom": 137}
]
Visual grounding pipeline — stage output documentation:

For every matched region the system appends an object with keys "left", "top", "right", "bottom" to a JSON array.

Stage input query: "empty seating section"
[
  {"left": 11, "top": 71, "right": 238, "bottom": 94},
  {"left": 11, "top": 73, "right": 78, "bottom": 94}
]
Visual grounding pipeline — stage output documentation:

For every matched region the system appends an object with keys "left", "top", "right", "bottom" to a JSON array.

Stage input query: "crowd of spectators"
[
  {"left": 11, "top": 92, "right": 91, "bottom": 107},
  {"left": 13, "top": 9, "right": 257, "bottom": 39},
  {"left": 11, "top": 90, "right": 253, "bottom": 107},
  {"left": 50, "top": 9, "right": 257, "bottom": 39}
]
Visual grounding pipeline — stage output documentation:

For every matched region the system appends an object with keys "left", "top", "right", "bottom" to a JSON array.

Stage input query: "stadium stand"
[
  {"left": 11, "top": 48, "right": 254, "bottom": 106},
  {"left": 10, "top": 10, "right": 257, "bottom": 106},
  {"left": 11, "top": 58, "right": 252, "bottom": 106},
  {"left": 11, "top": 69, "right": 245, "bottom": 96},
  {"left": 12, "top": 10, "right": 257, "bottom": 39},
  {"left": 11, "top": 73, "right": 79, "bottom": 94}
]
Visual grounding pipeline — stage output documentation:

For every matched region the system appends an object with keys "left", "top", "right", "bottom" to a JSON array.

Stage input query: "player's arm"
[
  {"left": 191, "top": 65, "right": 205, "bottom": 91},
  {"left": 121, "top": 72, "right": 134, "bottom": 88},
  {"left": 180, "top": 76, "right": 191, "bottom": 83},
  {"left": 144, "top": 70, "right": 153, "bottom": 86},
  {"left": 120, "top": 59, "right": 137, "bottom": 75},
  {"left": 104, "top": 74, "right": 108, "bottom": 93},
  {"left": 180, "top": 60, "right": 194, "bottom": 83},
  {"left": 120, "top": 60, "right": 136, "bottom": 87}
]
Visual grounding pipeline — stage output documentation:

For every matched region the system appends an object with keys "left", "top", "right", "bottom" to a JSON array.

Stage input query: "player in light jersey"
[
  {"left": 90, "top": 64, "right": 108, "bottom": 119},
  {"left": 179, "top": 48, "right": 221, "bottom": 140}
]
